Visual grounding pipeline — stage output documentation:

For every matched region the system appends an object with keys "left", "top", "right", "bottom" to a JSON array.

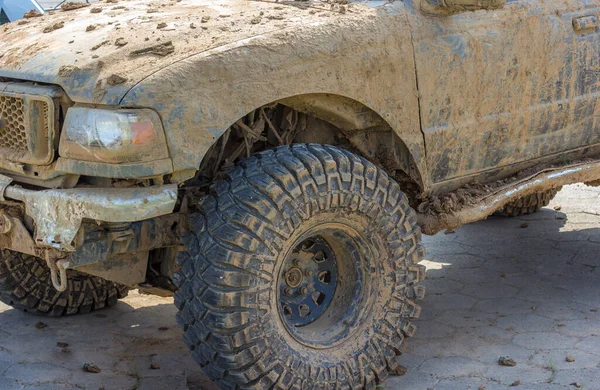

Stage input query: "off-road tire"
[
  {"left": 0, "top": 250, "right": 129, "bottom": 317},
  {"left": 495, "top": 187, "right": 561, "bottom": 217},
  {"left": 174, "top": 144, "right": 426, "bottom": 389}
]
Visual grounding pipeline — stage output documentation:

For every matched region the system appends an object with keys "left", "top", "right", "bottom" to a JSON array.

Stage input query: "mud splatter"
[
  {"left": 61, "top": 2, "right": 90, "bottom": 11},
  {"left": 106, "top": 74, "right": 127, "bottom": 86},
  {"left": 23, "top": 10, "right": 42, "bottom": 18},
  {"left": 43, "top": 21, "right": 65, "bottom": 33},
  {"left": 129, "top": 41, "right": 175, "bottom": 57},
  {"left": 115, "top": 38, "right": 128, "bottom": 47},
  {"left": 58, "top": 65, "right": 79, "bottom": 77},
  {"left": 91, "top": 40, "right": 109, "bottom": 51}
]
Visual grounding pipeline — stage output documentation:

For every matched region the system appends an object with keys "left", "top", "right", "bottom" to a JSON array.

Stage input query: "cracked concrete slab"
[{"left": 1, "top": 184, "right": 600, "bottom": 389}]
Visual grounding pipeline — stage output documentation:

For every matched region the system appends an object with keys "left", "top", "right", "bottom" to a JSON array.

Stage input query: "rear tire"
[
  {"left": 0, "top": 250, "right": 128, "bottom": 317},
  {"left": 495, "top": 187, "right": 561, "bottom": 217},
  {"left": 174, "top": 144, "right": 426, "bottom": 389}
]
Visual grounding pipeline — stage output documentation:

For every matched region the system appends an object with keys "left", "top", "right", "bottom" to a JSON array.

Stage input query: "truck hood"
[{"left": 0, "top": 0, "right": 358, "bottom": 104}]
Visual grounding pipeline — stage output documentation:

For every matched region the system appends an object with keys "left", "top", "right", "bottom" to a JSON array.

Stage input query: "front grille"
[
  {"left": 0, "top": 82, "right": 61, "bottom": 167},
  {"left": 0, "top": 96, "right": 28, "bottom": 152}
]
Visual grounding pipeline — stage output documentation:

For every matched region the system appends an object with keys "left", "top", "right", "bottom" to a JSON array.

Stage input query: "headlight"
[{"left": 59, "top": 107, "right": 169, "bottom": 164}]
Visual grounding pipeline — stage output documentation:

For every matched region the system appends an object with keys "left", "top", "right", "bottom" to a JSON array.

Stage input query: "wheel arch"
[{"left": 187, "top": 93, "right": 427, "bottom": 201}]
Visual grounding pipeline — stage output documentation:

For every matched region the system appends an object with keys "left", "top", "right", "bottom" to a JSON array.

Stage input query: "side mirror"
[{"left": 422, "top": 0, "right": 506, "bottom": 14}]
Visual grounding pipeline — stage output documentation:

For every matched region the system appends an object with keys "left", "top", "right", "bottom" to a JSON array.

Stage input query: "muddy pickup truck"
[{"left": 0, "top": 0, "right": 599, "bottom": 388}]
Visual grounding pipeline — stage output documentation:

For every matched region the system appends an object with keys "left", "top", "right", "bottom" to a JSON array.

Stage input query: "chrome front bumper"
[{"left": 0, "top": 173, "right": 178, "bottom": 251}]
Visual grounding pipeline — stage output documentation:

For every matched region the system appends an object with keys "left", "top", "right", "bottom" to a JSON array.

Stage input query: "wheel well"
[{"left": 189, "top": 95, "right": 424, "bottom": 206}]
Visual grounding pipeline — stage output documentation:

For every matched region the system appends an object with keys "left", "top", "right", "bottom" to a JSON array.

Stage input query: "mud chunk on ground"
[
  {"left": 499, "top": 357, "right": 517, "bottom": 366},
  {"left": 86, "top": 25, "right": 97, "bottom": 32},
  {"left": 130, "top": 41, "right": 175, "bottom": 57},
  {"left": 157, "top": 22, "right": 167, "bottom": 29},
  {"left": 43, "top": 21, "right": 65, "bottom": 33},
  {"left": 23, "top": 10, "right": 42, "bottom": 18},
  {"left": 82, "top": 363, "right": 101, "bottom": 373},
  {"left": 58, "top": 65, "right": 79, "bottom": 77},
  {"left": 106, "top": 74, "right": 127, "bottom": 86},
  {"left": 61, "top": 2, "right": 90, "bottom": 11},
  {"left": 34, "top": 321, "right": 47, "bottom": 329},
  {"left": 90, "top": 7, "right": 102, "bottom": 14},
  {"left": 250, "top": 17, "right": 261, "bottom": 24},
  {"left": 201, "top": 16, "right": 211, "bottom": 23}
]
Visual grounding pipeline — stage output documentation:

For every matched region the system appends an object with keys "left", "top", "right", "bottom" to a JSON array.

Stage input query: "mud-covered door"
[
  {"left": 573, "top": 2, "right": 600, "bottom": 151},
  {"left": 404, "top": 0, "right": 596, "bottom": 184}
]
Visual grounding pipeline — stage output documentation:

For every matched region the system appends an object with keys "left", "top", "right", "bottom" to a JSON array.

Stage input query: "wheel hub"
[
  {"left": 284, "top": 267, "right": 303, "bottom": 288},
  {"left": 278, "top": 235, "right": 338, "bottom": 327}
]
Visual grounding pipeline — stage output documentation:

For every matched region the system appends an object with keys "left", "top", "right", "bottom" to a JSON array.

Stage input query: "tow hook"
[{"left": 44, "top": 253, "right": 70, "bottom": 292}]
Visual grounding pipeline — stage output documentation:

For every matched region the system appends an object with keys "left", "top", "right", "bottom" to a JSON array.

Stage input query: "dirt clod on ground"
[
  {"left": 90, "top": 7, "right": 103, "bottom": 14},
  {"left": 83, "top": 363, "right": 101, "bottom": 373},
  {"left": 157, "top": 22, "right": 167, "bottom": 29},
  {"left": 150, "top": 363, "right": 160, "bottom": 370},
  {"left": 510, "top": 381, "right": 520, "bottom": 387},
  {"left": 566, "top": 356, "right": 575, "bottom": 362},
  {"left": 61, "top": 2, "right": 90, "bottom": 11},
  {"left": 34, "top": 321, "right": 47, "bottom": 329},
  {"left": 57, "top": 342, "right": 69, "bottom": 348},
  {"left": 499, "top": 357, "right": 517, "bottom": 366}
]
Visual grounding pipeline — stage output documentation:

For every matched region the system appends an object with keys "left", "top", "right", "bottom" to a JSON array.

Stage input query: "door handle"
[{"left": 573, "top": 15, "right": 599, "bottom": 32}]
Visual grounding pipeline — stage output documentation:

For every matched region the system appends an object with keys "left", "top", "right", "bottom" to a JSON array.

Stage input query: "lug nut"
[
  {"left": 305, "top": 270, "right": 313, "bottom": 277},
  {"left": 283, "top": 288, "right": 293, "bottom": 296},
  {"left": 300, "top": 287, "right": 308, "bottom": 295}
]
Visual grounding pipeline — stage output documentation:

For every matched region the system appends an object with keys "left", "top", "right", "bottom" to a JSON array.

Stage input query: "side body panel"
[
  {"left": 121, "top": 5, "right": 429, "bottom": 187},
  {"left": 406, "top": 0, "right": 600, "bottom": 185}
]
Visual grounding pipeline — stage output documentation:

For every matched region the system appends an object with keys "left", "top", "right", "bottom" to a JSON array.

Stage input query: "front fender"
[{"left": 121, "top": 4, "right": 427, "bottom": 187}]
